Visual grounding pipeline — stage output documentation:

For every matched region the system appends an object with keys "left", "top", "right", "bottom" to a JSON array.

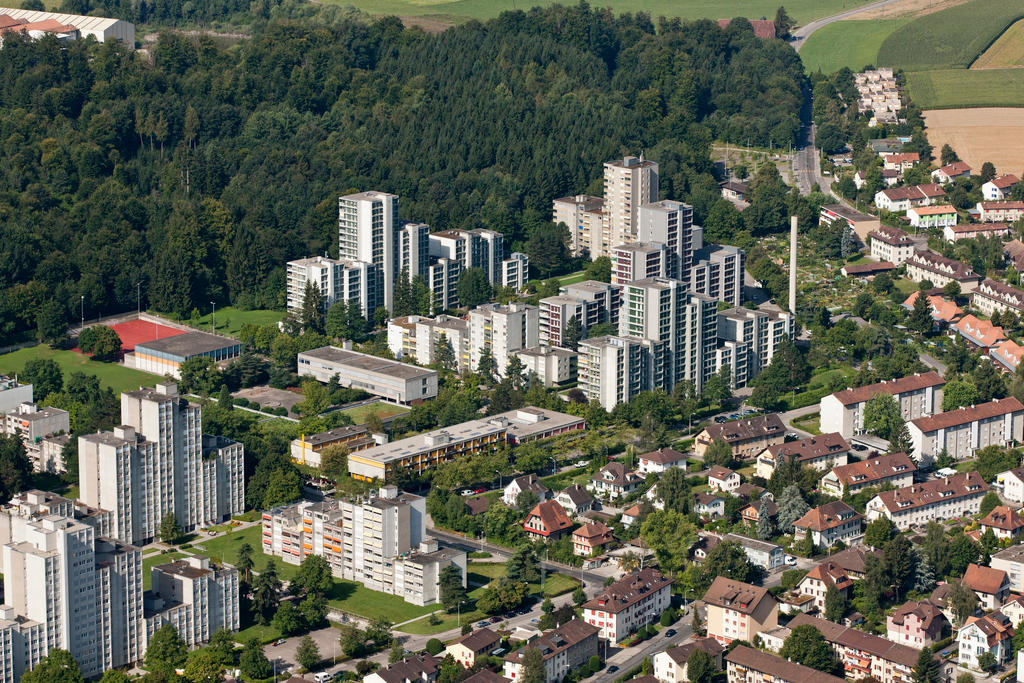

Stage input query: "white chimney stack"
[{"left": 789, "top": 215, "right": 798, "bottom": 313}]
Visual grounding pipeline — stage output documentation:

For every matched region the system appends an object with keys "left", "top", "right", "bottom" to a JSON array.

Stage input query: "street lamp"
[
  {"left": 210, "top": 301, "right": 216, "bottom": 333},
  {"left": 80, "top": 295, "right": 84, "bottom": 331},
  {"left": 136, "top": 281, "right": 141, "bottom": 316},
  {"left": 458, "top": 599, "right": 467, "bottom": 627}
]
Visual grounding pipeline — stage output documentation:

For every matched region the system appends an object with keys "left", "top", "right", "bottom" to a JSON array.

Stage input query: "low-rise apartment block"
[
  {"left": 3, "top": 402, "right": 70, "bottom": 473},
  {"left": 820, "top": 204, "right": 880, "bottom": 241},
  {"left": 653, "top": 638, "right": 724, "bottom": 683},
  {"left": 387, "top": 314, "right": 470, "bottom": 374},
  {"left": 820, "top": 452, "right": 916, "bottom": 497},
  {"left": 754, "top": 432, "right": 849, "bottom": 479},
  {"left": 958, "top": 611, "right": 1014, "bottom": 671},
  {"left": 977, "top": 201, "right": 1024, "bottom": 223},
  {"left": 945, "top": 222, "right": 1012, "bottom": 242},
  {"left": 819, "top": 371, "right": 944, "bottom": 438},
  {"left": 726, "top": 646, "right": 846, "bottom": 683},
  {"left": 722, "top": 532, "right": 784, "bottom": 570},
  {"left": 904, "top": 250, "right": 980, "bottom": 291},
  {"left": 298, "top": 345, "right": 438, "bottom": 404},
  {"left": 973, "top": 279, "right": 1024, "bottom": 317},
  {"left": 868, "top": 225, "right": 917, "bottom": 264},
  {"left": 702, "top": 577, "right": 777, "bottom": 645},
  {"left": 908, "top": 396, "right": 1024, "bottom": 461},
  {"left": 345, "top": 417, "right": 506, "bottom": 481},
  {"left": 289, "top": 425, "right": 379, "bottom": 468},
  {"left": 512, "top": 346, "right": 577, "bottom": 386},
  {"left": 503, "top": 619, "right": 598, "bottom": 683},
  {"left": 261, "top": 487, "right": 466, "bottom": 606},
  {"left": 582, "top": 569, "right": 672, "bottom": 643},
  {"left": 874, "top": 184, "right": 945, "bottom": 213},
  {"left": 792, "top": 501, "right": 863, "bottom": 548},
  {"left": 695, "top": 414, "right": 786, "bottom": 460},
  {"left": 887, "top": 599, "right": 949, "bottom": 649},
  {"left": 866, "top": 471, "right": 988, "bottom": 530},
  {"left": 489, "top": 407, "right": 585, "bottom": 445},
  {"left": 795, "top": 561, "right": 852, "bottom": 611},
  {"left": 953, "top": 314, "right": 1006, "bottom": 350},
  {"left": 933, "top": 161, "right": 971, "bottom": 184},
  {"left": 983, "top": 174, "right": 1019, "bottom": 201}
]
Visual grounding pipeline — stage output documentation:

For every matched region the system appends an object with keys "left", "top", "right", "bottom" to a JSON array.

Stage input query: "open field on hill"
[
  {"left": 877, "top": 0, "right": 1024, "bottom": 70},
  {"left": 853, "top": 0, "right": 969, "bottom": 19},
  {"left": 923, "top": 107, "right": 1024, "bottom": 176},
  {"left": 908, "top": 69, "right": 1024, "bottom": 109},
  {"left": 319, "top": 0, "right": 877, "bottom": 26},
  {"left": 972, "top": 19, "right": 1024, "bottom": 68},
  {"left": 800, "top": 19, "right": 908, "bottom": 73}
]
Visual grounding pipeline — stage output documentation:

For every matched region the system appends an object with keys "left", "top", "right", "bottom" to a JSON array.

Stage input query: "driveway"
[{"left": 589, "top": 611, "right": 694, "bottom": 683}]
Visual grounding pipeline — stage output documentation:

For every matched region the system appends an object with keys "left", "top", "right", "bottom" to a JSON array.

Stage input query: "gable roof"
[
  {"left": 639, "top": 447, "right": 687, "bottom": 465},
  {"left": 989, "top": 174, "right": 1020, "bottom": 189},
  {"left": 508, "top": 473, "right": 549, "bottom": 496},
  {"left": 871, "top": 471, "right": 988, "bottom": 513},
  {"left": 793, "top": 501, "right": 863, "bottom": 532},
  {"left": 374, "top": 655, "right": 442, "bottom": 683},
  {"left": 716, "top": 18, "right": 777, "bottom": 38},
  {"left": 763, "top": 433, "right": 849, "bottom": 463},
  {"left": 663, "top": 637, "right": 725, "bottom": 665},
  {"left": 703, "top": 414, "right": 785, "bottom": 443},
  {"left": 584, "top": 569, "right": 673, "bottom": 614},
  {"left": 524, "top": 500, "right": 573, "bottom": 536},
  {"left": 907, "top": 251, "right": 978, "bottom": 282},
  {"left": 889, "top": 599, "right": 947, "bottom": 635},
  {"left": 504, "top": 619, "right": 598, "bottom": 663},
  {"left": 909, "top": 204, "right": 956, "bottom": 216},
  {"left": 558, "top": 483, "right": 593, "bottom": 506},
  {"left": 802, "top": 560, "right": 853, "bottom": 592},
  {"left": 902, "top": 292, "right": 963, "bottom": 323},
  {"left": 827, "top": 546, "right": 879, "bottom": 575},
  {"left": 887, "top": 152, "right": 920, "bottom": 164},
  {"left": 707, "top": 465, "right": 737, "bottom": 481},
  {"left": 573, "top": 521, "right": 614, "bottom": 544},
  {"left": 827, "top": 372, "right": 945, "bottom": 406},
  {"left": 695, "top": 492, "right": 724, "bottom": 506},
  {"left": 787, "top": 614, "right": 923, "bottom": 669},
  {"left": 991, "top": 339, "right": 1024, "bottom": 372},
  {"left": 981, "top": 505, "right": 1024, "bottom": 532},
  {"left": 701, "top": 576, "right": 774, "bottom": 615},
  {"left": 953, "top": 314, "right": 1007, "bottom": 348},
  {"left": 869, "top": 225, "right": 914, "bottom": 245},
  {"left": 450, "top": 627, "right": 500, "bottom": 652},
  {"left": 962, "top": 611, "right": 1013, "bottom": 647},
  {"left": 725, "top": 646, "right": 846, "bottom": 683},
  {"left": 963, "top": 563, "right": 1009, "bottom": 595},
  {"left": 937, "top": 161, "right": 971, "bottom": 177},
  {"left": 827, "top": 452, "right": 917, "bottom": 486},
  {"left": 590, "top": 462, "right": 641, "bottom": 488},
  {"left": 911, "top": 397, "right": 1024, "bottom": 432}
]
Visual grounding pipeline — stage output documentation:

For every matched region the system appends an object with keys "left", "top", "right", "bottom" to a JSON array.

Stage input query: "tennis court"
[{"left": 108, "top": 319, "right": 186, "bottom": 352}]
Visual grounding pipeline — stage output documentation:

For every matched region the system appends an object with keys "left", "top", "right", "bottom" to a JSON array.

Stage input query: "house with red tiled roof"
[
  {"left": 707, "top": 465, "right": 740, "bottom": 493},
  {"left": 972, "top": 279, "right": 1024, "bottom": 317},
  {"left": 887, "top": 599, "right": 949, "bottom": 648},
  {"left": 933, "top": 161, "right": 972, "bottom": 184},
  {"left": 884, "top": 152, "right": 920, "bottom": 172},
  {"left": 1006, "top": 239, "right": 1024, "bottom": 270},
  {"left": 991, "top": 339, "right": 1024, "bottom": 374},
  {"left": 523, "top": 500, "right": 573, "bottom": 540},
  {"left": 907, "top": 204, "right": 958, "bottom": 229},
  {"left": 963, "top": 564, "right": 1009, "bottom": 609},
  {"left": 796, "top": 560, "right": 853, "bottom": 610},
  {"left": 821, "top": 452, "right": 916, "bottom": 498},
  {"left": 908, "top": 397, "right": 1024, "bottom": 461},
  {"left": 583, "top": 569, "right": 673, "bottom": 642},
  {"left": 874, "top": 184, "right": 945, "bottom": 212},
  {"left": 792, "top": 501, "right": 863, "bottom": 548},
  {"left": 901, "top": 291, "right": 963, "bottom": 327},
  {"left": 980, "top": 506, "right": 1024, "bottom": 541},
  {"left": 820, "top": 372, "right": 945, "bottom": 439},
  {"left": 977, "top": 201, "right": 1024, "bottom": 223},
  {"left": 945, "top": 222, "right": 1012, "bottom": 242},
  {"left": 983, "top": 174, "right": 1020, "bottom": 201},
  {"left": 754, "top": 432, "right": 850, "bottom": 479},
  {"left": 958, "top": 611, "right": 1013, "bottom": 670},
  {"left": 952, "top": 314, "right": 1006, "bottom": 350},
  {"left": 866, "top": 471, "right": 989, "bottom": 529},
  {"left": 571, "top": 521, "right": 613, "bottom": 557},
  {"left": 716, "top": 18, "right": 776, "bottom": 38}
]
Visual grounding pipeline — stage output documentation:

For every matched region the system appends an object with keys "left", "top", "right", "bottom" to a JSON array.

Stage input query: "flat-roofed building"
[
  {"left": 4, "top": 403, "right": 70, "bottom": 473},
  {"left": 426, "top": 257, "right": 460, "bottom": 312},
  {"left": 717, "top": 307, "right": 794, "bottom": 387},
  {"left": 502, "top": 252, "right": 529, "bottom": 290},
  {"left": 819, "top": 204, "right": 880, "bottom": 241},
  {"left": 289, "top": 425, "right": 379, "bottom": 467},
  {"left": 346, "top": 418, "right": 506, "bottom": 481},
  {"left": 512, "top": 346, "right": 576, "bottom": 386},
  {"left": 387, "top": 314, "right": 470, "bottom": 374},
  {"left": 468, "top": 303, "right": 539, "bottom": 379},
  {"left": 128, "top": 331, "right": 241, "bottom": 379},
  {"left": 145, "top": 555, "right": 239, "bottom": 648},
  {"left": 298, "top": 345, "right": 438, "bottom": 404},
  {"left": 820, "top": 371, "right": 945, "bottom": 438},
  {"left": 286, "top": 256, "right": 379, "bottom": 318},
  {"left": 610, "top": 242, "right": 673, "bottom": 285},
  {"left": 991, "top": 544, "right": 1024, "bottom": 592},
  {"left": 908, "top": 397, "right": 1024, "bottom": 461},
  {"left": 578, "top": 335, "right": 650, "bottom": 412},
  {"left": 866, "top": 471, "right": 988, "bottom": 529},
  {"left": 488, "top": 407, "right": 585, "bottom": 444},
  {"left": 0, "top": 7, "right": 133, "bottom": 44},
  {"left": 690, "top": 243, "right": 744, "bottom": 307},
  {"left": 0, "top": 376, "right": 32, "bottom": 414},
  {"left": 552, "top": 195, "right": 605, "bottom": 258}
]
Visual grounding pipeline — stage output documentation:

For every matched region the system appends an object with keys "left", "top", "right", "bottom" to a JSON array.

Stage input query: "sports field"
[
  {"left": 0, "top": 346, "right": 159, "bottom": 394},
  {"left": 107, "top": 319, "right": 184, "bottom": 352},
  {"left": 923, "top": 107, "right": 1024, "bottom": 176},
  {"left": 800, "top": 19, "right": 908, "bottom": 74},
  {"left": 321, "top": 0, "right": 876, "bottom": 25},
  {"left": 972, "top": 19, "right": 1024, "bottom": 68}
]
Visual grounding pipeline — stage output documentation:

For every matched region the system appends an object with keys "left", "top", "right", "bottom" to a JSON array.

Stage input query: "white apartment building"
[
  {"left": 286, "top": 256, "right": 379, "bottom": 318},
  {"left": 512, "top": 346, "right": 577, "bottom": 386},
  {"left": 4, "top": 403, "right": 70, "bottom": 473},
  {"left": 0, "top": 376, "right": 32, "bottom": 414},
  {"left": 538, "top": 296, "right": 587, "bottom": 348},
  {"left": 819, "top": 372, "right": 945, "bottom": 438},
  {"left": 578, "top": 335, "right": 649, "bottom": 412},
  {"left": 398, "top": 222, "right": 430, "bottom": 282},
  {"left": 552, "top": 194, "right": 605, "bottom": 258},
  {"left": 468, "top": 303, "right": 538, "bottom": 377},
  {"left": 868, "top": 226, "right": 916, "bottom": 265},
  {"left": 866, "top": 471, "right": 988, "bottom": 530},
  {"left": 145, "top": 555, "right": 239, "bottom": 648},
  {"left": 605, "top": 156, "right": 659, "bottom": 255},
  {"left": 426, "top": 257, "right": 460, "bottom": 312},
  {"left": 610, "top": 242, "right": 674, "bottom": 285},
  {"left": 428, "top": 229, "right": 504, "bottom": 285},
  {"left": 501, "top": 252, "right": 529, "bottom": 290},
  {"left": 503, "top": 620, "right": 599, "bottom": 683},
  {"left": 977, "top": 201, "right": 1024, "bottom": 223},
  {"left": 991, "top": 544, "right": 1024, "bottom": 593},
  {"left": 690, "top": 244, "right": 744, "bottom": 307},
  {"left": 387, "top": 315, "right": 471, "bottom": 374},
  {"left": 904, "top": 251, "right": 981, "bottom": 292},
  {"left": 983, "top": 175, "right": 1019, "bottom": 201},
  {"left": 637, "top": 200, "right": 697, "bottom": 280},
  {"left": 582, "top": 569, "right": 672, "bottom": 642},
  {"left": 907, "top": 397, "right": 1024, "bottom": 462},
  {"left": 262, "top": 487, "right": 466, "bottom": 606},
  {"left": 972, "top": 279, "right": 1024, "bottom": 317},
  {"left": 0, "top": 490, "right": 142, "bottom": 680},
  {"left": 717, "top": 307, "right": 794, "bottom": 386},
  {"left": 77, "top": 382, "right": 245, "bottom": 546},
  {"left": 540, "top": 280, "right": 621, "bottom": 348},
  {"left": 339, "top": 191, "right": 400, "bottom": 312},
  {"left": 297, "top": 345, "right": 438, "bottom": 404}
]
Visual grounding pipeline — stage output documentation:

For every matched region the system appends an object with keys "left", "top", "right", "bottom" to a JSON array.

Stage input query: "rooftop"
[
  {"left": 701, "top": 576, "right": 773, "bottom": 615},
  {"left": 299, "top": 346, "right": 436, "bottom": 381},
  {"left": 584, "top": 569, "right": 673, "bottom": 614},
  {"left": 135, "top": 330, "right": 237, "bottom": 357},
  {"left": 726, "top": 645, "right": 846, "bottom": 683},
  {"left": 793, "top": 501, "right": 863, "bottom": 532},
  {"left": 763, "top": 432, "right": 850, "bottom": 463},
  {"left": 702, "top": 414, "right": 785, "bottom": 443},
  {"left": 911, "top": 397, "right": 1024, "bottom": 432},
  {"left": 827, "top": 452, "right": 916, "bottom": 486},
  {"left": 827, "top": 371, "right": 944, "bottom": 406},
  {"left": 871, "top": 471, "right": 988, "bottom": 513}
]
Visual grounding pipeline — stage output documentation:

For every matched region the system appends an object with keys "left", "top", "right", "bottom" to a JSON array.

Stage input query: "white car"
[
  {"left": 784, "top": 555, "right": 797, "bottom": 566},
  {"left": 459, "top": 489, "right": 474, "bottom": 497}
]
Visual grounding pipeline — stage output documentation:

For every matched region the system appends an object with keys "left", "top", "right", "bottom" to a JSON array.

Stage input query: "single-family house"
[
  {"left": 653, "top": 638, "right": 724, "bottom": 683},
  {"left": 826, "top": 546, "right": 878, "bottom": 580},
  {"left": 587, "top": 462, "right": 642, "bottom": 500},
  {"left": 884, "top": 152, "right": 920, "bottom": 172},
  {"left": 621, "top": 504, "right": 642, "bottom": 528},
  {"left": 792, "top": 501, "right": 864, "bottom": 548},
  {"left": 887, "top": 599, "right": 949, "bottom": 649},
  {"left": 958, "top": 611, "right": 1014, "bottom": 671},
  {"left": 754, "top": 432, "right": 850, "bottom": 479},
  {"left": 962, "top": 563, "right": 1010, "bottom": 610},
  {"left": 503, "top": 474, "right": 551, "bottom": 507},
  {"left": 695, "top": 492, "right": 726, "bottom": 519},
  {"left": 572, "top": 521, "right": 614, "bottom": 557},
  {"left": 523, "top": 500, "right": 574, "bottom": 540},
  {"left": 721, "top": 181, "right": 749, "bottom": 202},
  {"left": 855, "top": 168, "right": 899, "bottom": 188},
  {"left": 980, "top": 505, "right": 1024, "bottom": 541},
  {"left": 907, "top": 204, "right": 957, "bottom": 229},
  {"left": 820, "top": 452, "right": 917, "bottom": 497},
  {"left": 932, "top": 161, "right": 972, "bottom": 184},
  {"left": 983, "top": 174, "right": 1020, "bottom": 201},
  {"left": 446, "top": 629, "right": 500, "bottom": 669},
  {"left": 868, "top": 225, "right": 917, "bottom": 265},
  {"left": 637, "top": 447, "right": 688, "bottom": 474},
  {"left": 364, "top": 655, "right": 441, "bottom": 683},
  {"left": 1000, "top": 595, "right": 1024, "bottom": 627},
  {"left": 702, "top": 577, "right": 778, "bottom": 645},
  {"left": 555, "top": 484, "right": 594, "bottom": 517},
  {"left": 796, "top": 560, "right": 853, "bottom": 611},
  {"left": 996, "top": 467, "right": 1024, "bottom": 504},
  {"left": 739, "top": 497, "right": 777, "bottom": 526},
  {"left": 707, "top": 465, "right": 740, "bottom": 493},
  {"left": 695, "top": 414, "right": 786, "bottom": 460}
]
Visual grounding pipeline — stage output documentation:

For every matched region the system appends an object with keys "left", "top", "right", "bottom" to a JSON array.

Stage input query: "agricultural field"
[
  {"left": 877, "top": 0, "right": 1023, "bottom": 71},
  {"left": 321, "top": 0, "right": 877, "bottom": 26},
  {"left": 922, "top": 107, "right": 1024, "bottom": 175},
  {"left": 910, "top": 69, "right": 1024, "bottom": 108},
  {"left": 972, "top": 19, "right": 1024, "bottom": 68},
  {"left": 0, "top": 345, "right": 159, "bottom": 394},
  {"left": 800, "top": 19, "right": 908, "bottom": 74}
]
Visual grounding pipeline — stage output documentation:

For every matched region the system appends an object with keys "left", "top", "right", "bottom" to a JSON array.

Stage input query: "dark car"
[
  {"left": 664, "top": 629, "right": 676, "bottom": 637},
  {"left": 608, "top": 666, "right": 619, "bottom": 673},
  {"left": 490, "top": 616, "right": 502, "bottom": 623},
  {"left": 713, "top": 416, "right": 727, "bottom": 423}
]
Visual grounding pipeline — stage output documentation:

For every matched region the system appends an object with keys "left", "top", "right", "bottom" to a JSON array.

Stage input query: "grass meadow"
[
  {"left": 0, "top": 345, "right": 159, "bottom": 394},
  {"left": 799, "top": 19, "right": 908, "bottom": 74}
]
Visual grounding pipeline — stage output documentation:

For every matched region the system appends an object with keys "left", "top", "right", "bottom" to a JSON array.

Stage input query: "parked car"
[
  {"left": 489, "top": 616, "right": 502, "bottom": 623},
  {"left": 714, "top": 416, "right": 728, "bottom": 423},
  {"left": 473, "top": 487, "right": 487, "bottom": 493},
  {"left": 785, "top": 555, "right": 797, "bottom": 566},
  {"left": 274, "top": 639, "right": 285, "bottom": 646},
  {"left": 665, "top": 629, "right": 676, "bottom": 637},
  {"left": 460, "top": 489, "right": 474, "bottom": 496},
  {"left": 476, "top": 621, "right": 490, "bottom": 628},
  {"left": 608, "top": 666, "right": 619, "bottom": 673}
]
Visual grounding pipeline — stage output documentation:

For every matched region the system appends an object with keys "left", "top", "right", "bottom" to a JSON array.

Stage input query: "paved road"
[
  {"left": 921, "top": 352, "right": 948, "bottom": 375},
  {"left": 590, "top": 612, "right": 694, "bottom": 683},
  {"left": 790, "top": 0, "right": 908, "bottom": 52}
]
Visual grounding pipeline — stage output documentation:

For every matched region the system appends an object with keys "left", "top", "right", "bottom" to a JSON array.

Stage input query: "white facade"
[
  {"left": 297, "top": 345, "right": 438, "bottom": 404},
  {"left": 605, "top": 156, "right": 659, "bottom": 257},
  {"left": 387, "top": 315, "right": 470, "bottom": 374},
  {"left": 286, "top": 256, "right": 379, "bottom": 318},
  {"left": 339, "top": 191, "right": 400, "bottom": 312},
  {"left": 865, "top": 472, "right": 988, "bottom": 530},
  {"left": 77, "top": 383, "right": 245, "bottom": 546},
  {"left": 717, "top": 307, "right": 794, "bottom": 386},
  {"left": 4, "top": 403, "right": 70, "bottom": 473},
  {"left": 578, "top": 335, "right": 649, "bottom": 412},
  {"left": 513, "top": 346, "right": 577, "bottom": 386},
  {"left": 907, "top": 397, "right": 1024, "bottom": 462},
  {"left": 0, "top": 7, "right": 134, "bottom": 44},
  {"left": 0, "top": 377, "right": 32, "bottom": 415},
  {"left": 468, "top": 303, "right": 539, "bottom": 377},
  {"left": 997, "top": 468, "right": 1024, "bottom": 504},
  {"left": 582, "top": 569, "right": 672, "bottom": 642},
  {"left": 819, "top": 373, "right": 944, "bottom": 438},
  {"left": 145, "top": 556, "right": 239, "bottom": 648},
  {"left": 501, "top": 252, "right": 529, "bottom": 290}
]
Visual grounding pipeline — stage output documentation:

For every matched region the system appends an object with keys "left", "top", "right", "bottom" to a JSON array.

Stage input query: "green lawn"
[
  {"left": 0, "top": 345, "right": 159, "bottom": 394},
  {"left": 468, "top": 562, "right": 579, "bottom": 598},
  {"left": 556, "top": 270, "right": 588, "bottom": 287},
  {"left": 906, "top": 68, "right": 1024, "bottom": 108},
  {"left": 893, "top": 278, "right": 918, "bottom": 297},
  {"left": 156, "top": 307, "right": 284, "bottom": 338},
  {"left": 319, "top": 0, "right": 879, "bottom": 25},
  {"left": 400, "top": 609, "right": 485, "bottom": 635},
  {"left": 800, "top": 19, "right": 908, "bottom": 74},
  {"left": 189, "top": 525, "right": 299, "bottom": 577},
  {"left": 326, "top": 581, "right": 438, "bottom": 622},
  {"left": 791, "top": 413, "right": 822, "bottom": 436},
  {"left": 143, "top": 551, "right": 188, "bottom": 590},
  {"left": 341, "top": 402, "right": 410, "bottom": 423}
]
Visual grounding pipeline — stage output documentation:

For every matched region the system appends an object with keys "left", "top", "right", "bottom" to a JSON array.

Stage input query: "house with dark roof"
[
  {"left": 739, "top": 497, "right": 776, "bottom": 526},
  {"left": 502, "top": 619, "right": 599, "bottom": 683},
  {"left": 555, "top": 483, "right": 593, "bottom": 517},
  {"left": 695, "top": 492, "right": 726, "bottom": 519},
  {"left": 932, "top": 161, "right": 972, "bottom": 184},
  {"left": 792, "top": 501, "right": 863, "bottom": 548},
  {"left": 963, "top": 563, "right": 1010, "bottom": 609},
  {"left": 983, "top": 174, "right": 1020, "bottom": 201},
  {"left": 707, "top": 465, "right": 740, "bottom": 493},
  {"left": 637, "top": 447, "right": 688, "bottom": 474},
  {"left": 904, "top": 251, "right": 981, "bottom": 293},
  {"left": 754, "top": 433, "right": 850, "bottom": 479},
  {"left": 820, "top": 452, "right": 916, "bottom": 497},
  {"left": 868, "top": 225, "right": 917, "bottom": 264},
  {"left": 819, "top": 371, "right": 944, "bottom": 439},
  {"left": 908, "top": 397, "right": 1024, "bottom": 461},
  {"left": 503, "top": 474, "right": 551, "bottom": 506},
  {"left": 587, "top": 462, "right": 642, "bottom": 500},
  {"left": 364, "top": 655, "right": 441, "bottom": 683},
  {"left": 996, "top": 466, "right": 1024, "bottom": 504},
  {"left": 445, "top": 628, "right": 500, "bottom": 669},
  {"left": 725, "top": 646, "right": 846, "bottom": 683},
  {"left": 696, "top": 414, "right": 785, "bottom": 460},
  {"left": 958, "top": 611, "right": 1014, "bottom": 671},
  {"left": 523, "top": 500, "right": 573, "bottom": 540},
  {"left": 702, "top": 576, "right": 777, "bottom": 645},
  {"left": 653, "top": 637, "right": 724, "bottom": 683},
  {"left": 826, "top": 546, "right": 879, "bottom": 580},
  {"left": 716, "top": 18, "right": 777, "bottom": 38},
  {"left": 887, "top": 599, "right": 950, "bottom": 648},
  {"left": 583, "top": 569, "right": 673, "bottom": 643},
  {"left": 721, "top": 180, "right": 749, "bottom": 202},
  {"left": 973, "top": 279, "right": 1024, "bottom": 317},
  {"left": 866, "top": 471, "right": 989, "bottom": 529}
]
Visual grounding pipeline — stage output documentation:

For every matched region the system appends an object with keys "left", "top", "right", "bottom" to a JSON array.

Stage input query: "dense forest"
[{"left": 0, "top": 3, "right": 805, "bottom": 339}]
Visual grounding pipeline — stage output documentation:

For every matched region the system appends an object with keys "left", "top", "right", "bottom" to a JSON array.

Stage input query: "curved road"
[{"left": 790, "top": 0, "right": 908, "bottom": 51}]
